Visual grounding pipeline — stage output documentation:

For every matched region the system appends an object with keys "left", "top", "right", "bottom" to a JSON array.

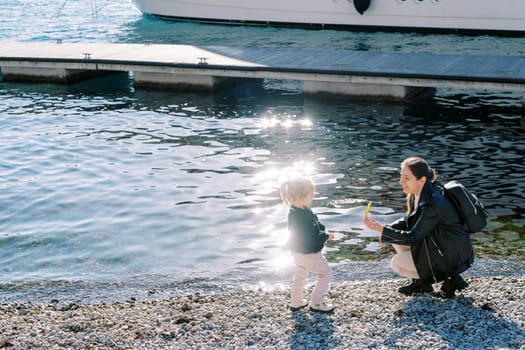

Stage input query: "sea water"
[{"left": 0, "top": 0, "right": 524, "bottom": 302}]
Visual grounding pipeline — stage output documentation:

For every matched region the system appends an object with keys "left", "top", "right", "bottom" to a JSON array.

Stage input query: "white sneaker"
[
  {"left": 289, "top": 300, "right": 308, "bottom": 311},
  {"left": 309, "top": 302, "right": 335, "bottom": 313}
]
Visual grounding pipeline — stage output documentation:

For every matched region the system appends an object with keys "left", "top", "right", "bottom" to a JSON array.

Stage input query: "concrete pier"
[
  {"left": 1, "top": 66, "right": 111, "bottom": 84},
  {"left": 132, "top": 71, "right": 234, "bottom": 90},
  {"left": 1, "top": 41, "right": 524, "bottom": 104}
]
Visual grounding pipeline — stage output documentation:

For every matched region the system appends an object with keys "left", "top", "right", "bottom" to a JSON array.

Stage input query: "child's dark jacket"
[{"left": 287, "top": 206, "right": 329, "bottom": 254}]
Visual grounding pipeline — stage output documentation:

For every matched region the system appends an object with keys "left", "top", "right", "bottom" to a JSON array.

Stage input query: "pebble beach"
[{"left": 1, "top": 259, "right": 524, "bottom": 349}]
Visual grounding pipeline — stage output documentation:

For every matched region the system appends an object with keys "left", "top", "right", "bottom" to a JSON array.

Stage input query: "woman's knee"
[
  {"left": 392, "top": 244, "right": 410, "bottom": 254},
  {"left": 391, "top": 254, "right": 403, "bottom": 275},
  {"left": 391, "top": 252, "right": 418, "bottom": 279}
]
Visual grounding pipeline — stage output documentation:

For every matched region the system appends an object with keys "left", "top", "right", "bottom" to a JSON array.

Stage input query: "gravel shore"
[{"left": 1, "top": 260, "right": 524, "bottom": 349}]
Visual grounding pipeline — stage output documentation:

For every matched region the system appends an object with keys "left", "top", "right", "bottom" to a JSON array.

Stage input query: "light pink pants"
[
  {"left": 391, "top": 244, "right": 420, "bottom": 279},
  {"left": 291, "top": 251, "right": 332, "bottom": 305}
]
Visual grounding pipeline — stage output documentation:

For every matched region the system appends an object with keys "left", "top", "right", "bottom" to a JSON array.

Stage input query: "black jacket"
[
  {"left": 381, "top": 182, "right": 474, "bottom": 283},
  {"left": 287, "top": 206, "right": 329, "bottom": 254}
]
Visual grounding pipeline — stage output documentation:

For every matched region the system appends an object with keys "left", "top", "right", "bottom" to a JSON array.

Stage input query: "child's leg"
[
  {"left": 311, "top": 252, "right": 332, "bottom": 305},
  {"left": 291, "top": 252, "right": 309, "bottom": 304}
]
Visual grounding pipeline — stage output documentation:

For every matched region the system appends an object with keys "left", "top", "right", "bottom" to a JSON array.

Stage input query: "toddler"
[{"left": 280, "top": 175, "right": 335, "bottom": 313}]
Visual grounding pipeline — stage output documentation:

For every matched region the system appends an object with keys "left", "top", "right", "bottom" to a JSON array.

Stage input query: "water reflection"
[
  {"left": 0, "top": 77, "right": 524, "bottom": 283},
  {"left": 119, "top": 17, "right": 525, "bottom": 56}
]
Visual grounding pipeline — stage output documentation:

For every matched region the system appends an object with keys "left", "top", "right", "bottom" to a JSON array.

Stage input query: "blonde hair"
[{"left": 280, "top": 176, "right": 315, "bottom": 208}]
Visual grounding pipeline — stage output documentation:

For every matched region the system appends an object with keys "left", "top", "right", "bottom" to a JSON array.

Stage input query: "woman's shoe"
[
  {"left": 438, "top": 275, "right": 468, "bottom": 299},
  {"left": 398, "top": 279, "right": 434, "bottom": 296}
]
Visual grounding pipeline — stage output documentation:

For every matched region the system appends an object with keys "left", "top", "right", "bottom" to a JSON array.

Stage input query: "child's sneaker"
[
  {"left": 289, "top": 300, "right": 308, "bottom": 311},
  {"left": 309, "top": 302, "right": 335, "bottom": 313}
]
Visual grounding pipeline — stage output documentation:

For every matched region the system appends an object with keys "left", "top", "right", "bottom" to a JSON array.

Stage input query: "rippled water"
[{"left": 0, "top": 1, "right": 524, "bottom": 300}]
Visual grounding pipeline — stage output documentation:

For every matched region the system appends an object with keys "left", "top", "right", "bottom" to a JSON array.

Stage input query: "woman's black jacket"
[{"left": 381, "top": 181, "right": 474, "bottom": 283}]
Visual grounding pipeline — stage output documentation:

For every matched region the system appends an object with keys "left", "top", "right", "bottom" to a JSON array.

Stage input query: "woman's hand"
[
  {"left": 365, "top": 216, "right": 384, "bottom": 245},
  {"left": 364, "top": 215, "right": 383, "bottom": 234}
]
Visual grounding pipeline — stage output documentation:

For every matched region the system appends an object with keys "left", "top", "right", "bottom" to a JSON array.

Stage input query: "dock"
[{"left": 1, "top": 41, "right": 525, "bottom": 107}]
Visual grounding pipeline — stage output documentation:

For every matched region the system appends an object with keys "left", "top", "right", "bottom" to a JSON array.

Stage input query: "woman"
[{"left": 364, "top": 157, "right": 474, "bottom": 298}]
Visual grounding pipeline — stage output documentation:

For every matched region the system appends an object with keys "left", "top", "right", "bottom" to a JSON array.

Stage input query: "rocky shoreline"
[{"left": 1, "top": 260, "right": 524, "bottom": 349}]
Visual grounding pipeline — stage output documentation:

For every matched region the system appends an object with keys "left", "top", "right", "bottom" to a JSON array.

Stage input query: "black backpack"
[{"left": 441, "top": 180, "right": 489, "bottom": 233}]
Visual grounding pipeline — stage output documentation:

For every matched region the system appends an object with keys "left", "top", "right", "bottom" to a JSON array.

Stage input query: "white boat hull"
[{"left": 131, "top": 0, "right": 525, "bottom": 34}]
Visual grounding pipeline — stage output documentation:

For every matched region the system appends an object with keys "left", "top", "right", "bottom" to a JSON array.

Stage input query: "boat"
[{"left": 131, "top": 0, "right": 525, "bottom": 35}]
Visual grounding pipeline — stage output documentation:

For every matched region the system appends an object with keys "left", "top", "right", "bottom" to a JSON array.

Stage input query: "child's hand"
[{"left": 327, "top": 233, "right": 335, "bottom": 240}]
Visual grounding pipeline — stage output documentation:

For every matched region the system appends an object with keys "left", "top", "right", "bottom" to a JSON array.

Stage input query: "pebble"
[{"left": 0, "top": 259, "right": 524, "bottom": 349}]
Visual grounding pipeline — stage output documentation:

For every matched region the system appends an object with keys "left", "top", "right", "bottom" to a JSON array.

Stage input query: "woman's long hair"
[{"left": 401, "top": 157, "right": 437, "bottom": 213}]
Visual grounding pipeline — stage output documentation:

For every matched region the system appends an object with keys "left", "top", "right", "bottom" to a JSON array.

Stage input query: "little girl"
[{"left": 280, "top": 175, "right": 335, "bottom": 313}]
